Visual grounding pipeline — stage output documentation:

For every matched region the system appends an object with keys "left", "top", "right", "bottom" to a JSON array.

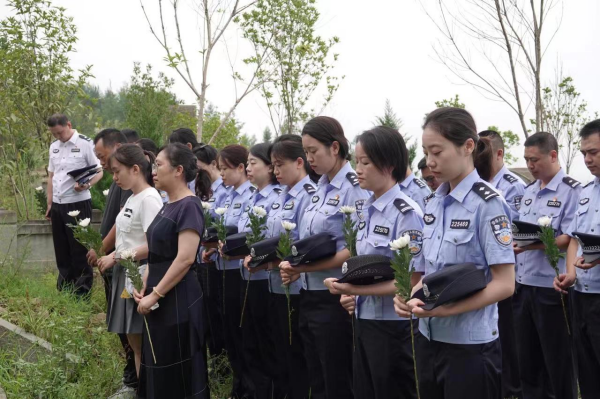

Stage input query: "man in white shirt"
[{"left": 46, "top": 114, "right": 103, "bottom": 298}]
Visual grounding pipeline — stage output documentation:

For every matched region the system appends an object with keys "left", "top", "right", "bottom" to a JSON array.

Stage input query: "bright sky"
[{"left": 1, "top": 0, "right": 599, "bottom": 182}]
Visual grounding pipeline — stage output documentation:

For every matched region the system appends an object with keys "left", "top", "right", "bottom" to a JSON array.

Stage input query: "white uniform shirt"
[
  {"left": 115, "top": 187, "right": 163, "bottom": 255},
  {"left": 48, "top": 130, "right": 100, "bottom": 204}
]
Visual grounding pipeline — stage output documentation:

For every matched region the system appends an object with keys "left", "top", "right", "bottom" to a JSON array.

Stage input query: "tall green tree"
[
  {"left": 240, "top": 0, "right": 342, "bottom": 135},
  {"left": 262, "top": 127, "right": 272, "bottom": 143},
  {"left": 435, "top": 95, "right": 465, "bottom": 109},
  {"left": 203, "top": 104, "right": 243, "bottom": 149},
  {"left": 374, "top": 99, "right": 417, "bottom": 169}
]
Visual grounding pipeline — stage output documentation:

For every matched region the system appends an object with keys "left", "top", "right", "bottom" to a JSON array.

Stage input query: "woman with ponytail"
[
  {"left": 97, "top": 144, "right": 163, "bottom": 378},
  {"left": 394, "top": 107, "right": 515, "bottom": 399}
]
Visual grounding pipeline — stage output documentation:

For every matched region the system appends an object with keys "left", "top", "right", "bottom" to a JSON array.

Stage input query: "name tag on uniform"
[
  {"left": 234, "top": 203, "right": 242, "bottom": 209},
  {"left": 547, "top": 200, "right": 561, "bottom": 208},
  {"left": 326, "top": 198, "right": 339, "bottom": 206},
  {"left": 373, "top": 225, "right": 389, "bottom": 236},
  {"left": 450, "top": 219, "right": 470, "bottom": 229},
  {"left": 208, "top": 198, "right": 216, "bottom": 203},
  {"left": 71, "top": 148, "right": 81, "bottom": 153}
]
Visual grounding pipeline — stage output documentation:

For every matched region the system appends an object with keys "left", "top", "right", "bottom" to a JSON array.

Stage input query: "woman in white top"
[{"left": 97, "top": 144, "right": 163, "bottom": 376}]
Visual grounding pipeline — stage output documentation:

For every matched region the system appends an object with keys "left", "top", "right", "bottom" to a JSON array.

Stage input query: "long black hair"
[
  {"left": 193, "top": 144, "right": 218, "bottom": 201},
  {"left": 110, "top": 143, "right": 156, "bottom": 187},
  {"left": 356, "top": 126, "right": 408, "bottom": 182}
]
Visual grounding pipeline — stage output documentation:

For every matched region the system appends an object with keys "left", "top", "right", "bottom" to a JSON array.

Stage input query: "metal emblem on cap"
[
  {"left": 423, "top": 283, "right": 431, "bottom": 298},
  {"left": 292, "top": 246, "right": 298, "bottom": 256},
  {"left": 250, "top": 248, "right": 256, "bottom": 257},
  {"left": 342, "top": 262, "right": 348, "bottom": 274}
]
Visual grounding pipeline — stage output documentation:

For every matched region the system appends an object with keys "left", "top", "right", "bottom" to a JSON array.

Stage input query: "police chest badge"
[
  {"left": 404, "top": 229, "right": 423, "bottom": 256},
  {"left": 291, "top": 246, "right": 298, "bottom": 257},
  {"left": 312, "top": 195, "right": 320, "bottom": 203},
  {"left": 423, "top": 214, "right": 436, "bottom": 225},
  {"left": 490, "top": 215, "right": 512, "bottom": 246},
  {"left": 524, "top": 199, "right": 532, "bottom": 206},
  {"left": 580, "top": 198, "right": 589, "bottom": 206},
  {"left": 342, "top": 262, "right": 348, "bottom": 274},
  {"left": 250, "top": 248, "right": 256, "bottom": 257},
  {"left": 358, "top": 221, "right": 366, "bottom": 230},
  {"left": 271, "top": 203, "right": 281, "bottom": 210},
  {"left": 423, "top": 283, "right": 431, "bottom": 298},
  {"left": 284, "top": 201, "right": 294, "bottom": 210}
]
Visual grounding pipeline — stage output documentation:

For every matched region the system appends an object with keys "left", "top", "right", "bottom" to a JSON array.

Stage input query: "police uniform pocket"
[
  {"left": 364, "top": 234, "right": 390, "bottom": 256},
  {"left": 66, "top": 152, "right": 86, "bottom": 167},
  {"left": 118, "top": 214, "right": 133, "bottom": 233},
  {"left": 443, "top": 230, "right": 474, "bottom": 264}
]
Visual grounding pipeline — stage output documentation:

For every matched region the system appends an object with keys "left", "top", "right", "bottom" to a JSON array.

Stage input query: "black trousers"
[
  {"left": 354, "top": 318, "right": 417, "bottom": 399},
  {"left": 219, "top": 269, "right": 248, "bottom": 398},
  {"left": 50, "top": 200, "right": 93, "bottom": 297},
  {"left": 102, "top": 271, "right": 138, "bottom": 388},
  {"left": 497, "top": 295, "right": 522, "bottom": 398},
  {"left": 240, "top": 278, "right": 275, "bottom": 399},
  {"left": 572, "top": 290, "right": 600, "bottom": 399},
  {"left": 271, "top": 292, "right": 309, "bottom": 399},
  {"left": 512, "top": 283, "right": 577, "bottom": 399},
  {"left": 416, "top": 334, "right": 502, "bottom": 399},
  {"left": 197, "top": 262, "right": 227, "bottom": 359},
  {"left": 299, "top": 289, "right": 353, "bottom": 399}
]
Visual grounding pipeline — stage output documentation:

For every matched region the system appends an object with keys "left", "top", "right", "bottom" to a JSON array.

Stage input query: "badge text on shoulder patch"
[
  {"left": 490, "top": 215, "right": 512, "bottom": 247},
  {"left": 373, "top": 225, "right": 390, "bottom": 236},
  {"left": 450, "top": 219, "right": 470, "bottom": 229},
  {"left": 413, "top": 178, "right": 426, "bottom": 189},
  {"left": 403, "top": 229, "right": 423, "bottom": 256},
  {"left": 513, "top": 195, "right": 523, "bottom": 210}
]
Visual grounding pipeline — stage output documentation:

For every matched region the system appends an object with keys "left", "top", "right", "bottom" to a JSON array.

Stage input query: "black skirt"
[{"left": 137, "top": 261, "right": 209, "bottom": 399}]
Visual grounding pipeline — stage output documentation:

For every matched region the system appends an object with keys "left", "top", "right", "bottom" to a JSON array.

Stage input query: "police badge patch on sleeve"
[
  {"left": 514, "top": 195, "right": 523, "bottom": 210},
  {"left": 490, "top": 215, "right": 512, "bottom": 246},
  {"left": 403, "top": 229, "right": 423, "bottom": 256}
]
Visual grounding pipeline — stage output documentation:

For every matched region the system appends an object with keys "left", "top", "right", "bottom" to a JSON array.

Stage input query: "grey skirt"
[{"left": 106, "top": 263, "right": 143, "bottom": 334}]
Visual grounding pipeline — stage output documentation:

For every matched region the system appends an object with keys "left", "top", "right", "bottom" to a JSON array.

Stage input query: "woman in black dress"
[{"left": 134, "top": 143, "right": 210, "bottom": 398}]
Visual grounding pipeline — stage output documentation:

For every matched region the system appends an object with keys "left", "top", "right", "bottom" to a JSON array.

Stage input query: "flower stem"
[
  {"left": 223, "top": 267, "right": 226, "bottom": 315},
  {"left": 285, "top": 284, "right": 292, "bottom": 345},
  {"left": 559, "top": 292, "right": 571, "bottom": 336},
  {"left": 410, "top": 317, "right": 420, "bottom": 399},
  {"left": 144, "top": 316, "right": 157, "bottom": 364},
  {"left": 240, "top": 274, "right": 251, "bottom": 327}
]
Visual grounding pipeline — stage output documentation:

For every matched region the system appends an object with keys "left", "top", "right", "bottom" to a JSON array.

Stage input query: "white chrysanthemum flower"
[
  {"left": 215, "top": 207, "right": 227, "bottom": 216},
  {"left": 201, "top": 201, "right": 212, "bottom": 211},
  {"left": 281, "top": 221, "right": 296, "bottom": 231},
  {"left": 390, "top": 234, "right": 411, "bottom": 251},
  {"left": 120, "top": 249, "right": 137, "bottom": 261},
  {"left": 253, "top": 206, "right": 267, "bottom": 217},
  {"left": 103, "top": 189, "right": 110, "bottom": 196},
  {"left": 78, "top": 218, "right": 91, "bottom": 227},
  {"left": 67, "top": 210, "right": 80, "bottom": 217},
  {"left": 35, "top": 186, "right": 43, "bottom": 192},
  {"left": 538, "top": 216, "right": 552, "bottom": 227},
  {"left": 339, "top": 206, "right": 356, "bottom": 215}
]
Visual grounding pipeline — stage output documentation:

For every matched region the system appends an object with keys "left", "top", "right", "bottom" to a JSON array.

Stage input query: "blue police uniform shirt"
[
  {"left": 299, "top": 162, "right": 370, "bottom": 290},
  {"left": 239, "top": 183, "right": 281, "bottom": 280},
  {"left": 419, "top": 169, "right": 515, "bottom": 344},
  {"left": 490, "top": 165, "right": 525, "bottom": 221},
  {"left": 218, "top": 180, "right": 256, "bottom": 271},
  {"left": 399, "top": 173, "right": 431, "bottom": 212},
  {"left": 355, "top": 185, "right": 425, "bottom": 320},
  {"left": 516, "top": 168, "right": 581, "bottom": 288},
  {"left": 266, "top": 175, "right": 317, "bottom": 295},
  {"left": 208, "top": 177, "right": 231, "bottom": 218},
  {"left": 566, "top": 178, "right": 600, "bottom": 294}
]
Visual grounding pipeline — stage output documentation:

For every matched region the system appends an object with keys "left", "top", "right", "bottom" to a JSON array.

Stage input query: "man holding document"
[{"left": 46, "top": 114, "right": 103, "bottom": 298}]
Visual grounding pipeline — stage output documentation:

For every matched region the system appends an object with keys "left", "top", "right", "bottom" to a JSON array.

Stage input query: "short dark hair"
[
  {"left": 169, "top": 128, "right": 199, "bottom": 148},
  {"left": 47, "top": 114, "right": 69, "bottom": 127},
  {"left": 478, "top": 130, "right": 504, "bottom": 152},
  {"left": 136, "top": 138, "right": 159, "bottom": 156},
  {"left": 121, "top": 129, "right": 140, "bottom": 143},
  {"left": 93, "top": 128, "right": 127, "bottom": 148},
  {"left": 417, "top": 157, "right": 427, "bottom": 171},
  {"left": 524, "top": 132, "right": 558, "bottom": 154},
  {"left": 580, "top": 119, "right": 600, "bottom": 139},
  {"left": 356, "top": 126, "right": 408, "bottom": 182},
  {"left": 219, "top": 145, "right": 249, "bottom": 174},
  {"left": 250, "top": 142, "right": 277, "bottom": 185},
  {"left": 159, "top": 143, "right": 199, "bottom": 184},
  {"left": 302, "top": 116, "right": 351, "bottom": 161}
]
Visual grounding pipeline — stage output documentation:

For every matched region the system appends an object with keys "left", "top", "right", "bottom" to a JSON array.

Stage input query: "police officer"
[
  {"left": 46, "top": 114, "right": 103, "bottom": 298},
  {"left": 324, "top": 126, "right": 424, "bottom": 399},
  {"left": 217, "top": 144, "right": 256, "bottom": 399},
  {"left": 479, "top": 129, "right": 525, "bottom": 399},
  {"left": 418, "top": 157, "right": 441, "bottom": 191},
  {"left": 395, "top": 107, "right": 516, "bottom": 399},
  {"left": 399, "top": 160, "right": 431, "bottom": 212},
  {"left": 513, "top": 132, "right": 579, "bottom": 399},
  {"left": 554, "top": 119, "right": 600, "bottom": 399},
  {"left": 280, "top": 116, "right": 369, "bottom": 399}
]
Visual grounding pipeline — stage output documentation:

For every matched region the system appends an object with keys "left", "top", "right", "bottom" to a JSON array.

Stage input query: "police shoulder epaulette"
[
  {"left": 393, "top": 198, "right": 414, "bottom": 214},
  {"left": 424, "top": 192, "right": 435, "bottom": 204},
  {"left": 346, "top": 172, "right": 359, "bottom": 186},
  {"left": 249, "top": 186, "right": 257, "bottom": 193},
  {"left": 78, "top": 134, "right": 91, "bottom": 142},
  {"left": 503, "top": 174, "right": 518, "bottom": 184},
  {"left": 472, "top": 182, "right": 499, "bottom": 202},
  {"left": 562, "top": 176, "right": 581, "bottom": 189},
  {"left": 273, "top": 187, "right": 282, "bottom": 195},
  {"left": 583, "top": 181, "right": 594, "bottom": 188},
  {"left": 303, "top": 183, "right": 316, "bottom": 194},
  {"left": 413, "top": 178, "right": 426, "bottom": 189}
]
